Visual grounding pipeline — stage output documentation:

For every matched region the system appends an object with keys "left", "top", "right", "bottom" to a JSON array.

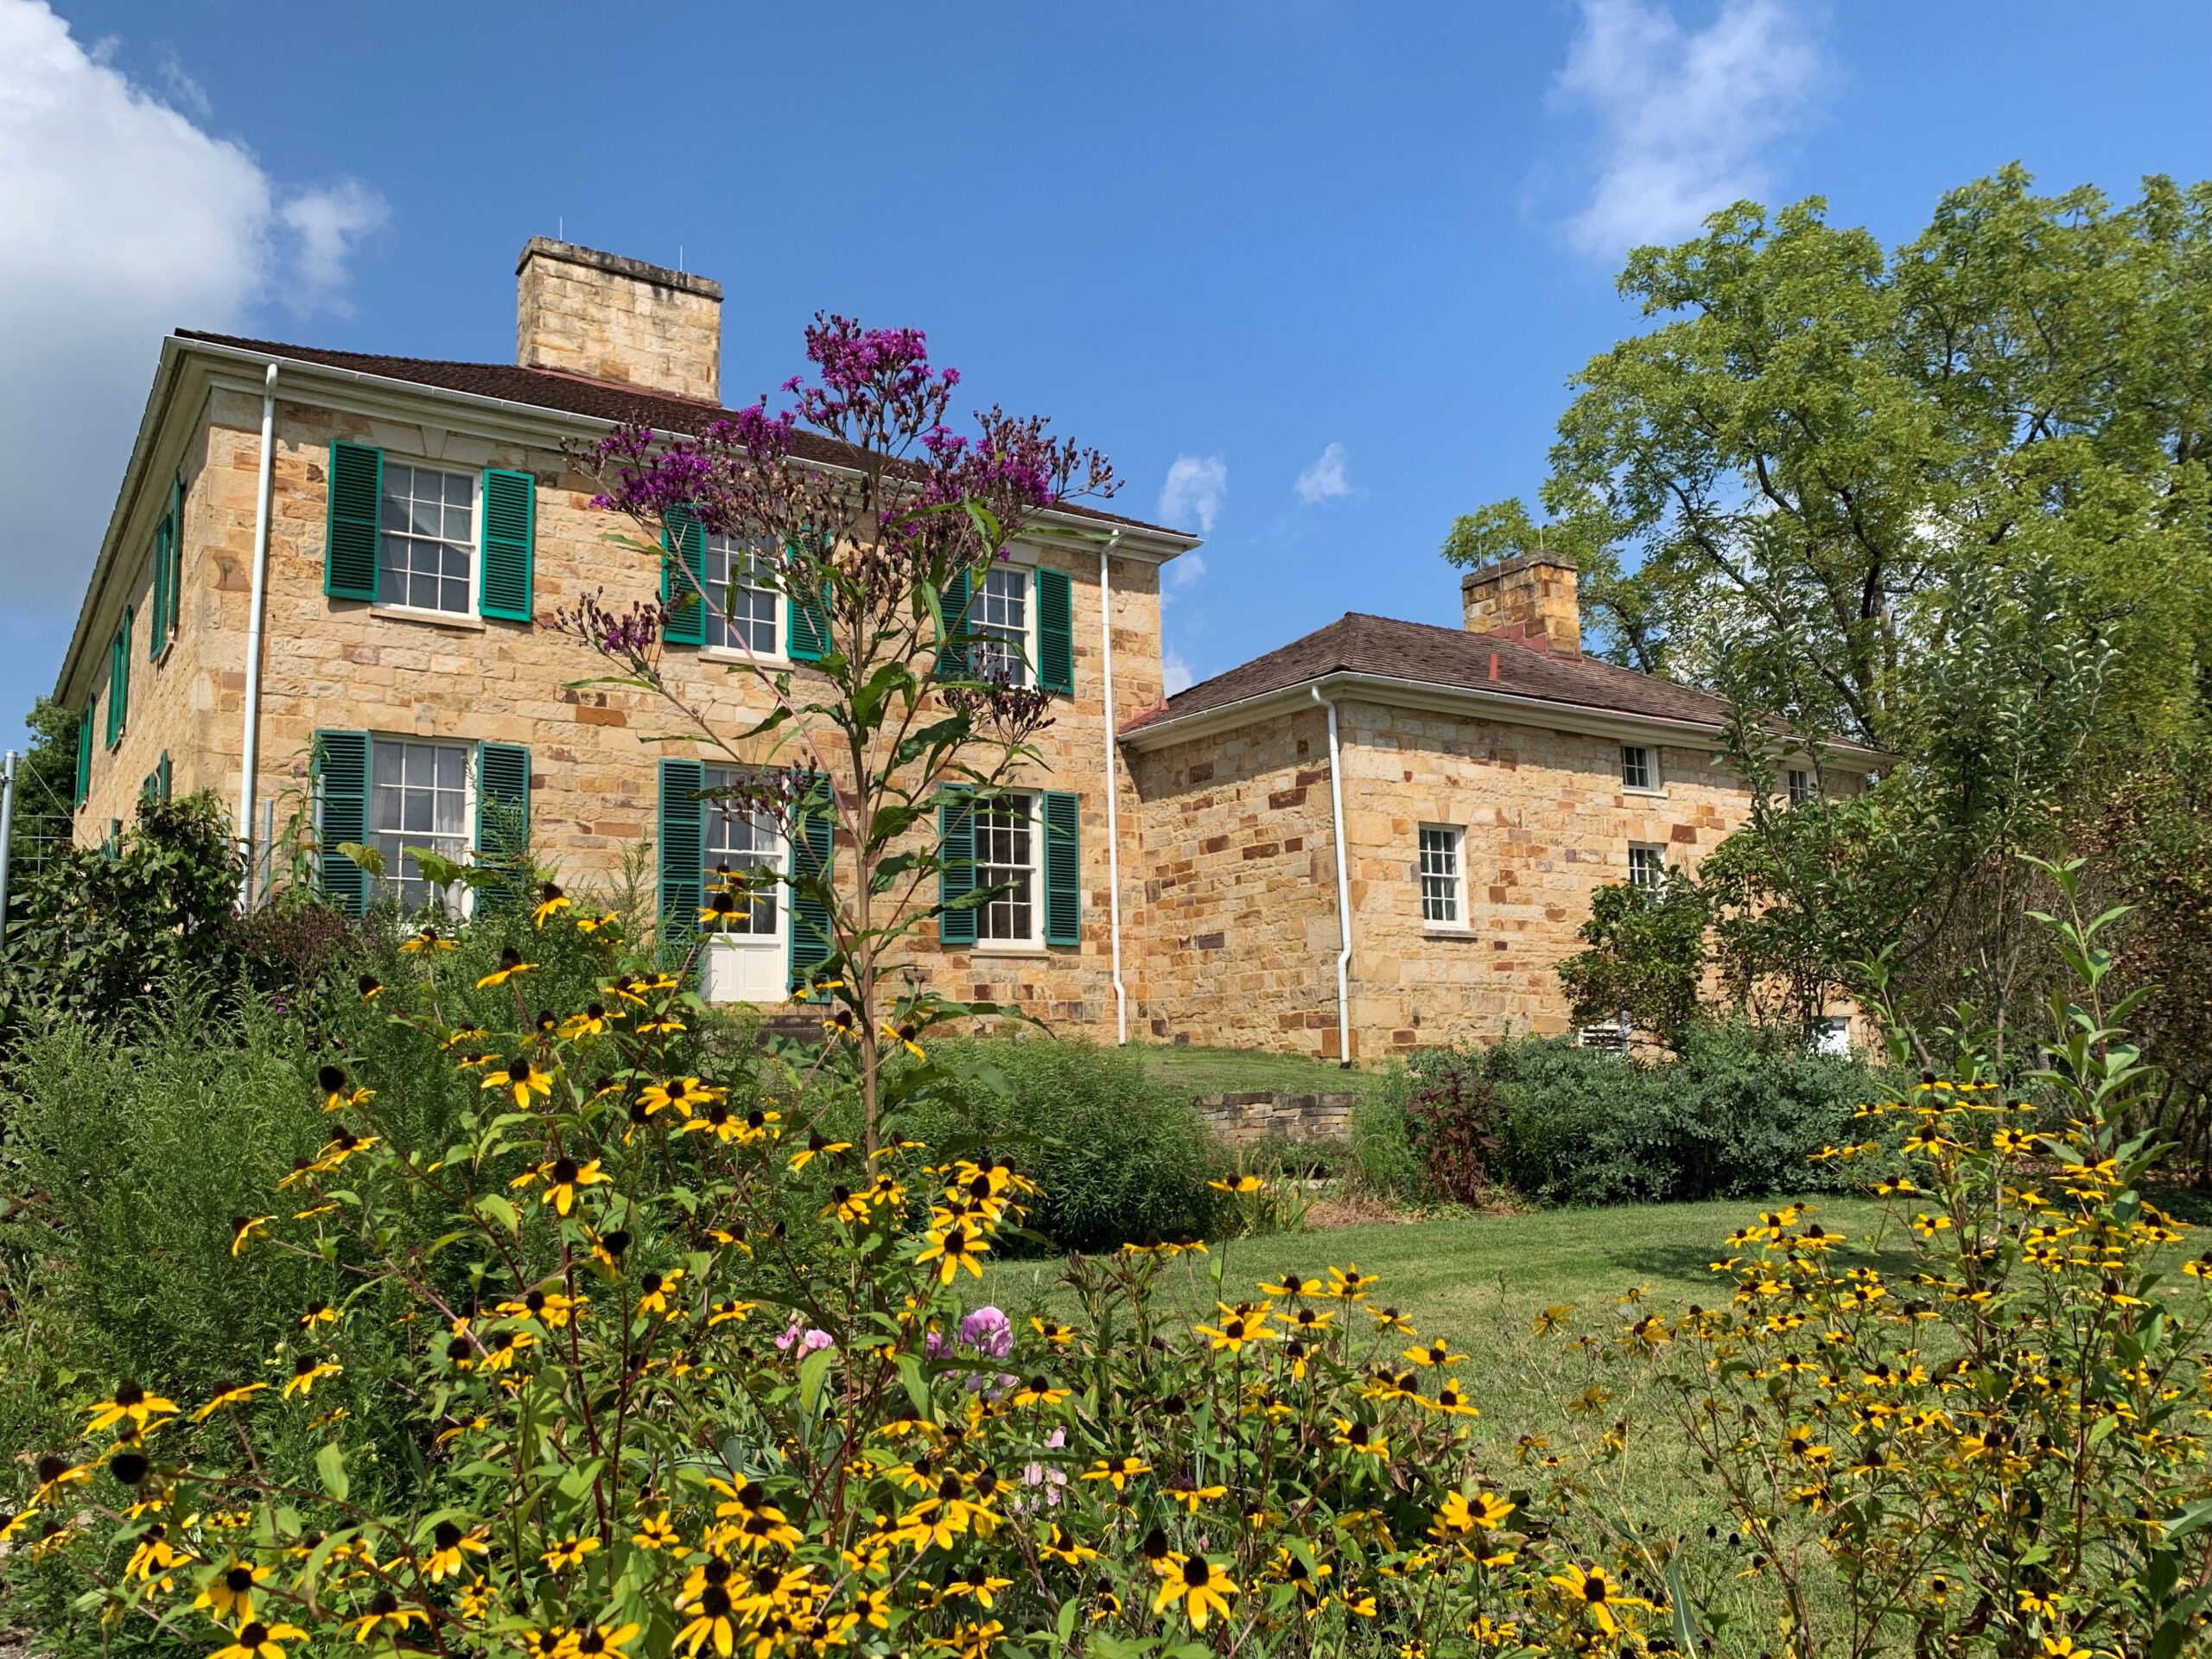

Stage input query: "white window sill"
[
  {"left": 701, "top": 646, "right": 793, "bottom": 670},
  {"left": 971, "top": 942, "right": 1053, "bottom": 957},
  {"left": 1622, "top": 786, "right": 1668, "bottom": 798},
  {"left": 1423, "top": 924, "right": 1478, "bottom": 938},
  {"left": 371, "top": 605, "right": 486, "bottom": 632}
]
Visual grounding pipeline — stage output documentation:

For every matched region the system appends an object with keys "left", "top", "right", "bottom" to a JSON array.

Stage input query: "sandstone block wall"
[{"left": 77, "top": 386, "right": 1165, "bottom": 1032}]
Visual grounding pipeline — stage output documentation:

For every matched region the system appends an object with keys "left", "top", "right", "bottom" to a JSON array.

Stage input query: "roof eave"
[{"left": 1120, "top": 668, "right": 1887, "bottom": 767}]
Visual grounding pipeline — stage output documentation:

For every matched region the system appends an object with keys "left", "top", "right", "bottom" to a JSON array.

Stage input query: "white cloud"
[
  {"left": 1165, "top": 551, "right": 1207, "bottom": 591},
  {"left": 1551, "top": 0, "right": 1825, "bottom": 255},
  {"left": 0, "top": 0, "right": 388, "bottom": 620},
  {"left": 280, "top": 179, "right": 389, "bottom": 314},
  {"left": 1294, "top": 442, "right": 1351, "bottom": 505},
  {"left": 1162, "top": 650, "right": 1196, "bottom": 697},
  {"left": 1157, "top": 454, "right": 1228, "bottom": 534},
  {"left": 153, "top": 48, "right": 211, "bottom": 119}
]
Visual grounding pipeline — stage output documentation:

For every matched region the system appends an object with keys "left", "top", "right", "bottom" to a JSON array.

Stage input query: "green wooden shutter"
[
  {"left": 480, "top": 468, "right": 536, "bottom": 621},
  {"left": 157, "top": 752, "right": 172, "bottom": 803},
  {"left": 325, "top": 442, "right": 382, "bottom": 601},
  {"left": 165, "top": 476, "right": 184, "bottom": 643},
  {"left": 74, "top": 699, "right": 93, "bottom": 807},
  {"left": 937, "top": 788, "right": 977, "bottom": 945},
  {"left": 936, "top": 569, "right": 971, "bottom": 678},
  {"left": 315, "top": 730, "right": 372, "bottom": 915},
  {"left": 1042, "top": 789, "right": 1081, "bottom": 945},
  {"left": 658, "top": 759, "right": 705, "bottom": 963},
  {"left": 106, "top": 613, "right": 130, "bottom": 747},
  {"left": 1037, "top": 567, "right": 1073, "bottom": 696},
  {"left": 474, "top": 742, "right": 532, "bottom": 912},
  {"left": 787, "top": 584, "right": 830, "bottom": 663},
  {"left": 104, "top": 634, "right": 119, "bottom": 747},
  {"left": 149, "top": 514, "right": 171, "bottom": 661},
  {"left": 787, "top": 775, "right": 835, "bottom": 998},
  {"left": 661, "top": 507, "right": 707, "bottom": 645}
]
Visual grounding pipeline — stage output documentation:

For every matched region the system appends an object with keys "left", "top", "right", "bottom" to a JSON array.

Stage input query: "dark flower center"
[
  {"left": 434, "top": 1522, "right": 461, "bottom": 1550},
  {"left": 641, "top": 1273, "right": 664, "bottom": 1294},
  {"left": 701, "top": 1586, "right": 734, "bottom": 1618},
  {"left": 446, "top": 1338, "right": 472, "bottom": 1362},
  {"left": 703, "top": 1558, "right": 733, "bottom": 1586},
  {"left": 370, "top": 1590, "right": 398, "bottom": 1615},
  {"left": 551, "top": 1158, "right": 579, "bottom": 1184},
  {"left": 226, "top": 1566, "right": 255, "bottom": 1592},
  {"left": 601, "top": 1230, "right": 629, "bottom": 1256},
  {"left": 575, "top": 1629, "right": 604, "bottom": 1654},
  {"left": 111, "top": 1452, "right": 149, "bottom": 1485},
  {"left": 113, "top": 1381, "right": 144, "bottom": 1408},
  {"left": 294, "top": 1356, "right": 317, "bottom": 1376},
  {"left": 319, "top": 1065, "right": 346, "bottom": 1092},
  {"left": 1183, "top": 1558, "right": 1211, "bottom": 1587},
  {"left": 238, "top": 1624, "right": 270, "bottom": 1646}
]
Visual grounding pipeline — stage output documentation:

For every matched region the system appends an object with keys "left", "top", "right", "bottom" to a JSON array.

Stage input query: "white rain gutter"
[
  {"left": 1097, "top": 530, "right": 1128, "bottom": 1043},
  {"left": 1312, "top": 684, "right": 1353, "bottom": 1067},
  {"left": 238, "top": 361, "right": 277, "bottom": 906}
]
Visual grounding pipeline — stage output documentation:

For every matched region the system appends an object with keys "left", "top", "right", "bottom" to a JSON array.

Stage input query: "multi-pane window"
[
  {"left": 370, "top": 739, "right": 472, "bottom": 912},
  {"left": 702, "top": 765, "right": 781, "bottom": 937},
  {"left": 974, "top": 793, "right": 1036, "bottom": 943},
  {"left": 1786, "top": 768, "right": 1815, "bottom": 805},
  {"left": 378, "top": 463, "right": 475, "bottom": 613},
  {"left": 970, "top": 567, "right": 1031, "bottom": 685},
  {"left": 704, "top": 535, "right": 780, "bottom": 656},
  {"left": 1419, "top": 824, "right": 1465, "bottom": 925},
  {"left": 1628, "top": 842, "right": 1667, "bottom": 892},
  {"left": 1620, "top": 745, "right": 1655, "bottom": 791}
]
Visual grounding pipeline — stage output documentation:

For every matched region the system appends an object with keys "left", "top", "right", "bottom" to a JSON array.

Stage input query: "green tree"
[
  {"left": 1553, "top": 872, "right": 1712, "bottom": 1047},
  {"left": 1446, "top": 166, "right": 2212, "bottom": 755}
]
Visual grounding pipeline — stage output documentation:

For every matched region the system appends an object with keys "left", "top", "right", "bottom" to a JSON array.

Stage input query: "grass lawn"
[
  {"left": 989, "top": 1191, "right": 1903, "bottom": 1614},
  {"left": 1131, "top": 1041, "right": 1390, "bottom": 1099}
]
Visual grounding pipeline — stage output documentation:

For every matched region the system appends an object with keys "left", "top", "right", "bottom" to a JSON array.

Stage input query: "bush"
[
  {"left": 1398, "top": 1021, "right": 1891, "bottom": 1207},
  {"left": 903, "top": 1035, "right": 1220, "bottom": 1251},
  {"left": 1351, "top": 1067, "right": 1428, "bottom": 1201},
  {"left": 1403, "top": 1056, "right": 1504, "bottom": 1203}
]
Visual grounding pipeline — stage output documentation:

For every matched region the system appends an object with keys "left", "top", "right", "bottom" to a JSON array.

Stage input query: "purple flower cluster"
[{"left": 543, "top": 588, "right": 666, "bottom": 670}]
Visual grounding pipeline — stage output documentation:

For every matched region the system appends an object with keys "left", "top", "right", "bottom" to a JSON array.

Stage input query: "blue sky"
[{"left": 4, "top": 0, "right": 2210, "bottom": 766}]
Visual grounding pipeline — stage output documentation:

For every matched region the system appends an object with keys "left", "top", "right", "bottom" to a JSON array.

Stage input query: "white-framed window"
[
  {"left": 702, "top": 765, "right": 782, "bottom": 938},
  {"left": 704, "top": 535, "right": 780, "bottom": 657},
  {"left": 970, "top": 566, "right": 1033, "bottom": 685},
  {"left": 975, "top": 791, "right": 1038, "bottom": 944},
  {"left": 1628, "top": 842, "right": 1667, "bottom": 892},
  {"left": 1786, "top": 767, "right": 1815, "bottom": 805},
  {"left": 1418, "top": 824, "right": 1465, "bottom": 925},
  {"left": 1620, "top": 745, "right": 1657, "bottom": 791},
  {"left": 1813, "top": 1015, "right": 1852, "bottom": 1058},
  {"left": 370, "top": 738, "right": 473, "bottom": 912},
  {"left": 377, "top": 461, "right": 477, "bottom": 614}
]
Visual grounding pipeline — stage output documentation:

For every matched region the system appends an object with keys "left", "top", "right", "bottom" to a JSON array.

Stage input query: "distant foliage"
[
  {"left": 1554, "top": 874, "right": 1712, "bottom": 1048},
  {"left": 1402, "top": 1056, "right": 1503, "bottom": 1204},
  {"left": 904, "top": 1036, "right": 1221, "bottom": 1252}
]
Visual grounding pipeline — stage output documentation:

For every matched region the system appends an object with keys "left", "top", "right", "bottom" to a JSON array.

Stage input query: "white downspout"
[
  {"left": 238, "top": 361, "right": 277, "bottom": 907},
  {"left": 1313, "top": 683, "right": 1353, "bottom": 1067},
  {"left": 1098, "top": 530, "right": 1128, "bottom": 1044}
]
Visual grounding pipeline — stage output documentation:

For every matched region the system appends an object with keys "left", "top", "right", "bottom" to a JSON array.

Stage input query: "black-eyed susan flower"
[
  {"left": 344, "top": 1590, "right": 427, "bottom": 1641},
  {"left": 228, "top": 1215, "right": 275, "bottom": 1257},
  {"left": 883, "top": 1020, "right": 926, "bottom": 1059},
  {"left": 423, "top": 1520, "right": 488, "bottom": 1580},
  {"left": 124, "top": 1522, "right": 191, "bottom": 1581},
  {"left": 210, "top": 1620, "right": 308, "bottom": 1659},
  {"left": 281, "top": 1356, "right": 341, "bottom": 1400},
  {"left": 1430, "top": 1380, "right": 1480, "bottom": 1416},
  {"left": 1196, "top": 1303, "right": 1274, "bottom": 1353},
  {"left": 194, "top": 1556, "right": 270, "bottom": 1621},
  {"left": 1209, "top": 1174, "right": 1265, "bottom": 1195},
  {"left": 675, "top": 1585, "right": 739, "bottom": 1657},
  {"left": 193, "top": 1382, "right": 267, "bottom": 1422},
  {"left": 298, "top": 1301, "right": 337, "bottom": 1331},
  {"left": 915, "top": 1222, "right": 989, "bottom": 1283},
  {"left": 1406, "top": 1338, "right": 1465, "bottom": 1368},
  {"left": 1430, "top": 1491, "right": 1516, "bottom": 1538},
  {"left": 1164, "top": 1481, "right": 1228, "bottom": 1513},
  {"left": 481, "top": 1054, "right": 553, "bottom": 1109},
  {"left": 788, "top": 1130, "right": 853, "bottom": 1170},
  {"left": 356, "top": 975, "right": 382, "bottom": 1000},
  {"left": 569, "top": 1624, "right": 640, "bottom": 1659},
  {"left": 398, "top": 923, "right": 456, "bottom": 955},
  {"left": 86, "top": 1380, "right": 179, "bottom": 1433},
  {"left": 532, "top": 882, "right": 573, "bottom": 927},
  {"left": 541, "top": 1535, "right": 600, "bottom": 1573},
  {"left": 1260, "top": 1268, "right": 1323, "bottom": 1298},
  {"left": 513, "top": 1155, "right": 607, "bottom": 1216},
  {"left": 1547, "top": 1562, "right": 1652, "bottom": 1637},
  {"left": 1009, "top": 1376, "right": 1069, "bottom": 1408},
  {"left": 1328, "top": 1264, "right": 1379, "bottom": 1300},
  {"left": 632, "top": 1513, "right": 680, "bottom": 1551},
  {"left": 476, "top": 946, "right": 537, "bottom": 989},
  {"left": 640, "top": 1076, "right": 721, "bottom": 1119},
  {"left": 636, "top": 1269, "right": 683, "bottom": 1316},
  {"left": 1081, "top": 1455, "right": 1150, "bottom": 1491},
  {"left": 1153, "top": 1554, "right": 1238, "bottom": 1630},
  {"left": 560, "top": 1003, "right": 612, "bottom": 1040},
  {"left": 706, "top": 1299, "right": 755, "bottom": 1327},
  {"left": 1333, "top": 1417, "right": 1389, "bottom": 1459},
  {"left": 1031, "top": 1319, "right": 1076, "bottom": 1347}
]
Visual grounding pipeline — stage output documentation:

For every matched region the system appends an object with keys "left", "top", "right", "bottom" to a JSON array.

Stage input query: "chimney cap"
[
  {"left": 515, "top": 237, "right": 722, "bottom": 302},
  {"left": 1459, "top": 548, "right": 1578, "bottom": 591}
]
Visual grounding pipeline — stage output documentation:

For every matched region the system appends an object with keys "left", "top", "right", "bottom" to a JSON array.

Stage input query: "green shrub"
[
  {"left": 904, "top": 1035, "right": 1219, "bottom": 1251},
  {"left": 1350, "top": 1066, "right": 1428, "bottom": 1201},
  {"left": 1402, "top": 1022, "right": 1892, "bottom": 1207}
]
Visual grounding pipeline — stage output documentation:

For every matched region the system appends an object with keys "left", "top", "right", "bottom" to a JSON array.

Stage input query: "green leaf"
[
  {"left": 798, "top": 1344, "right": 836, "bottom": 1415},
  {"left": 476, "top": 1193, "right": 520, "bottom": 1235},
  {"left": 315, "top": 1443, "right": 349, "bottom": 1503},
  {"left": 334, "top": 841, "right": 385, "bottom": 880}
]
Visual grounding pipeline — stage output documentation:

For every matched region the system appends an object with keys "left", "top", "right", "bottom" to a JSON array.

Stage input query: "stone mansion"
[{"left": 57, "top": 240, "right": 1877, "bottom": 1061}]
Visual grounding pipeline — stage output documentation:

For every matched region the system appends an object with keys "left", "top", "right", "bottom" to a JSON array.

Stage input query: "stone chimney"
[
  {"left": 1460, "top": 550, "right": 1581, "bottom": 657},
  {"left": 515, "top": 238, "right": 723, "bottom": 402}
]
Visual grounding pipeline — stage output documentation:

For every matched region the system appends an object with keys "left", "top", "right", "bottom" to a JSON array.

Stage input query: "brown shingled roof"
[
  {"left": 175, "top": 329, "right": 1182, "bottom": 537},
  {"left": 1122, "top": 612, "right": 1751, "bottom": 736}
]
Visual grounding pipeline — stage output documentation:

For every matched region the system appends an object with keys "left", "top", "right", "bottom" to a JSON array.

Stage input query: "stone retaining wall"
[{"left": 1198, "top": 1090, "right": 1357, "bottom": 1146}]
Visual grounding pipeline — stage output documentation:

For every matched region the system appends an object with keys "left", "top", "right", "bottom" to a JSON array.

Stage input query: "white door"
[{"left": 701, "top": 783, "right": 788, "bottom": 1004}]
